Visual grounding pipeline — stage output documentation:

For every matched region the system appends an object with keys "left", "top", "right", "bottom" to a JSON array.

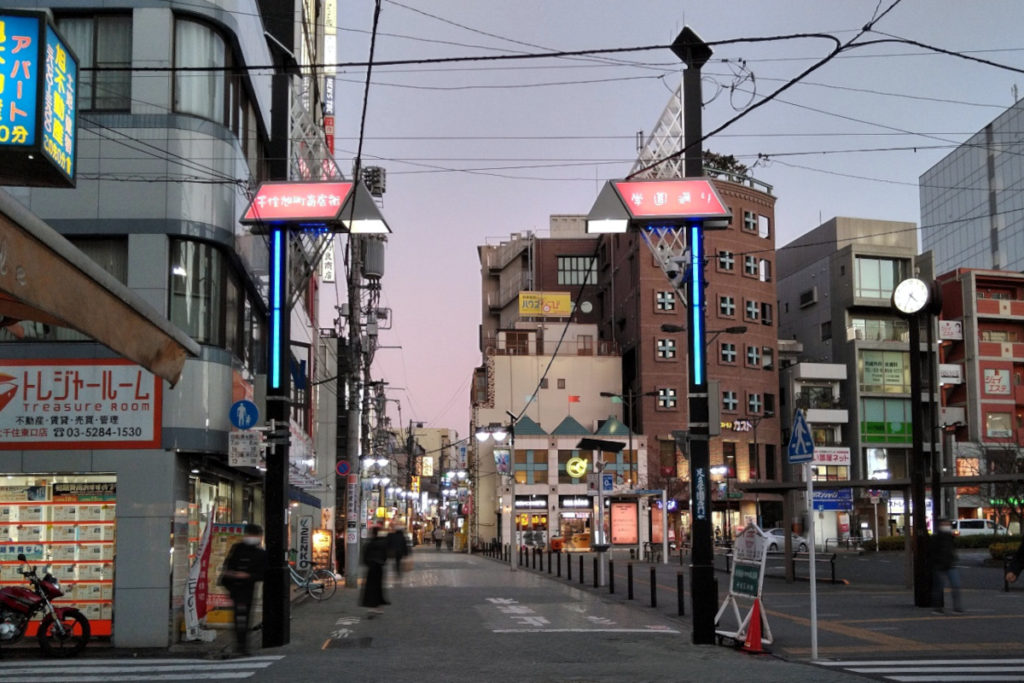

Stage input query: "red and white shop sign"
[{"left": 0, "top": 359, "right": 161, "bottom": 450}]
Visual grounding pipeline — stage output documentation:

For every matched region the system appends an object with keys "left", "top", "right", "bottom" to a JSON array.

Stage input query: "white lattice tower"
[{"left": 630, "top": 78, "right": 685, "bottom": 180}]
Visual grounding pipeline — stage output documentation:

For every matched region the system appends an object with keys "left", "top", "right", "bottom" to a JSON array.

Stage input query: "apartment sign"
[
  {"left": 0, "top": 359, "right": 161, "bottom": 449},
  {"left": 812, "top": 446, "right": 850, "bottom": 467}
]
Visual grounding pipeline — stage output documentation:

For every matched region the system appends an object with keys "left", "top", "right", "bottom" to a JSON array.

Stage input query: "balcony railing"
[{"left": 794, "top": 394, "right": 844, "bottom": 411}]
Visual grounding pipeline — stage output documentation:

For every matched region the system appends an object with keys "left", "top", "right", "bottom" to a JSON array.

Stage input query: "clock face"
[{"left": 892, "top": 278, "right": 930, "bottom": 314}]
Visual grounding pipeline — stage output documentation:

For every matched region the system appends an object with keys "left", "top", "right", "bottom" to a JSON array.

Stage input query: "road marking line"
[
  {"left": 493, "top": 628, "right": 679, "bottom": 634},
  {"left": 817, "top": 659, "right": 1024, "bottom": 666}
]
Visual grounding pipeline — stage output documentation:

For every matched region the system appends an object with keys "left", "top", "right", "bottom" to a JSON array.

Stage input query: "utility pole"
[{"left": 343, "top": 236, "right": 363, "bottom": 586}]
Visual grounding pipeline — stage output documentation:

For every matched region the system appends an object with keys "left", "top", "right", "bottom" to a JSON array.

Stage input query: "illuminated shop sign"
[
  {"left": 0, "top": 11, "right": 77, "bottom": 187},
  {"left": 0, "top": 359, "right": 161, "bottom": 450}
]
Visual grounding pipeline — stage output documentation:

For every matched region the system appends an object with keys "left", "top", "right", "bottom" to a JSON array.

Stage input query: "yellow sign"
[
  {"left": 518, "top": 291, "right": 572, "bottom": 317},
  {"left": 566, "top": 457, "right": 588, "bottom": 478},
  {"left": 411, "top": 476, "right": 420, "bottom": 493}
]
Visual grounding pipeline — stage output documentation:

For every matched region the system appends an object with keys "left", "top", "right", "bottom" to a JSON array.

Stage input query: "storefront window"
[
  {"left": 0, "top": 474, "right": 116, "bottom": 637},
  {"left": 859, "top": 350, "right": 911, "bottom": 393}
]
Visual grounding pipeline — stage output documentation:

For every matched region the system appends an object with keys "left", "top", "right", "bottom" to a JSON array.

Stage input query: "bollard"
[
  {"left": 579, "top": 555, "right": 584, "bottom": 585},
  {"left": 567, "top": 552, "right": 573, "bottom": 581},
  {"left": 593, "top": 557, "right": 599, "bottom": 588},
  {"left": 540, "top": 549, "right": 544, "bottom": 573},
  {"left": 677, "top": 572, "right": 685, "bottom": 616},
  {"left": 1006, "top": 555, "right": 1012, "bottom": 592},
  {"left": 830, "top": 553, "right": 837, "bottom": 585},
  {"left": 609, "top": 560, "right": 615, "bottom": 594},
  {"left": 532, "top": 548, "right": 537, "bottom": 570},
  {"left": 547, "top": 550, "right": 552, "bottom": 574},
  {"left": 627, "top": 563, "right": 634, "bottom": 600},
  {"left": 650, "top": 566, "right": 657, "bottom": 608},
  {"left": 725, "top": 552, "right": 732, "bottom": 574},
  {"left": 557, "top": 551, "right": 562, "bottom": 578}
]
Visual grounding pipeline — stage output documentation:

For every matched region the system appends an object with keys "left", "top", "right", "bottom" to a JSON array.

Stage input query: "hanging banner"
[{"left": 184, "top": 510, "right": 215, "bottom": 641}]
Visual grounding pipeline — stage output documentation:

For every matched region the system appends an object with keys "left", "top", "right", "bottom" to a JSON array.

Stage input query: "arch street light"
[{"left": 475, "top": 414, "right": 517, "bottom": 571}]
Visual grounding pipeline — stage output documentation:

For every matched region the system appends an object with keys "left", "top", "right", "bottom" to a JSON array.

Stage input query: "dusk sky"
[{"left": 328, "top": 0, "right": 1024, "bottom": 435}]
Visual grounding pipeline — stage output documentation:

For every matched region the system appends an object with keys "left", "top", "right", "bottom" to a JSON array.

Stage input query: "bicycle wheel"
[{"left": 306, "top": 568, "right": 337, "bottom": 600}]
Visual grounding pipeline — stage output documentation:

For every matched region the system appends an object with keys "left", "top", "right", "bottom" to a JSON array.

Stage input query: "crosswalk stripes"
[
  {"left": 815, "top": 657, "right": 1024, "bottom": 682},
  {"left": 0, "top": 655, "right": 285, "bottom": 682}
]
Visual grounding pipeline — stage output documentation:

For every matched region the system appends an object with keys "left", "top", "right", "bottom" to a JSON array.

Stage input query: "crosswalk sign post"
[{"left": 787, "top": 409, "right": 819, "bottom": 659}]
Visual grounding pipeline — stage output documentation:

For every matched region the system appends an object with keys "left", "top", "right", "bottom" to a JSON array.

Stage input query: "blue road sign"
[
  {"left": 602, "top": 473, "right": 615, "bottom": 492},
  {"left": 787, "top": 409, "right": 815, "bottom": 464},
  {"left": 230, "top": 400, "right": 259, "bottom": 430},
  {"left": 336, "top": 460, "right": 350, "bottom": 477}
]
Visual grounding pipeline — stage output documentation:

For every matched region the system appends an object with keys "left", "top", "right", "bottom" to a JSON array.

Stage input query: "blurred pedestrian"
[
  {"left": 386, "top": 524, "right": 410, "bottom": 577},
  {"left": 219, "top": 524, "right": 267, "bottom": 656},
  {"left": 930, "top": 518, "right": 963, "bottom": 614},
  {"left": 360, "top": 527, "right": 389, "bottom": 615},
  {"left": 1005, "top": 539, "right": 1024, "bottom": 584},
  {"left": 433, "top": 526, "right": 443, "bottom": 550}
]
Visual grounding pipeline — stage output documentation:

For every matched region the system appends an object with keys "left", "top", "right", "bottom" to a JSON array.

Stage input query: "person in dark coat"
[
  {"left": 360, "top": 527, "right": 389, "bottom": 614},
  {"left": 220, "top": 524, "right": 267, "bottom": 655},
  {"left": 930, "top": 518, "right": 963, "bottom": 614},
  {"left": 1005, "top": 537, "right": 1024, "bottom": 584},
  {"left": 386, "top": 525, "right": 410, "bottom": 577}
]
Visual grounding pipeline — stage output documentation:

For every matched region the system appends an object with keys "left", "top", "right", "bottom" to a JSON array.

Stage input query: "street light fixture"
[
  {"left": 599, "top": 390, "right": 659, "bottom": 488},
  {"left": 475, "top": 415, "right": 517, "bottom": 571}
]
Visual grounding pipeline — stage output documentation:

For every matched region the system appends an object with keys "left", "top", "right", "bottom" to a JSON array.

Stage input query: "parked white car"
[
  {"left": 952, "top": 519, "right": 1007, "bottom": 536},
  {"left": 764, "top": 527, "right": 809, "bottom": 552}
]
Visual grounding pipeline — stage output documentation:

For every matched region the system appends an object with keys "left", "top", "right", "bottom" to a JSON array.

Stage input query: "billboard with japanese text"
[
  {"left": 0, "top": 359, "right": 161, "bottom": 449},
  {"left": 0, "top": 11, "right": 77, "bottom": 187}
]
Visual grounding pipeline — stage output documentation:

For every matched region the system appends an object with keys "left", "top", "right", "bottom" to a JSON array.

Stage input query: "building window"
[
  {"left": 759, "top": 259, "right": 772, "bottom": 282},
  {"left": 718, "top": 251, "right": 735, "bottom": 271},
  {"left": 58, "top": 15, "right": 132, "bottom": 111},
  {"left": 743, "top": 210, "right": 757, "bottom": 232},
  {"left": 557, "top": 378, "right": 566, "bottom": 389},
  {"left": 758, "top": 215, "right": 771, "bottom": 238},
  {"left": 746, "top": 345, "right": 760, "bottom": 367},
  {"left": 721, "top": 342, "right": 737, "bottom": 364},
  {"left": 720, "top": 296, "right": 735, "bottom": 317},
  {"left": 745, "top": 300, "right": 760, "bottom": 321},
  {"left": 557, "top": 256, "right": 597, "bottom": 286},
  {"left": 744, "top": 255, "right": 758, "bottom": 276},
  {"left": 656, "top": 338, "right": 677, "bottom": 359},
  {"left": 859, "top": 350, "right": 910, "bottom": 393},
  {"left": 821, "top": 320, "right": 832, "bottom": 340},
  {"left": 764, "top": 393, "right": 776, "bottom": 416},
  {"left": 170, "top": 239, "right": 225, "bottom": 346},
  {"left": 861, "top": 397, "right": 912, "bottom": 444},
  {"left": 855, "top": 256, "right": 908, "bottom": 300},
  {"left": 657, "top": 388, "right": 678, "bottom": 409},
  {"left": 986, "top": 412, "right": 1014, "bottom": 439},
  {"left": 723, "top": 391, "right": 738, "bottom": 412},
  {"left": 655, "top": 291, "right": 676, "bottom": 311},
  {"left": 761, "top": 303, "right": 773, "bottom": 325},
  {"left": 558, "top": 450, "right": 584, "bottom": 484},
  {"left": 174, "top": 18, "right": 228, "bottom": 122},
  {"left": 748, "top": 393, "right": 762, "bottom": 414},
  {"left": 513, "top": 449, "right": 548, "bottom": 485},
  {"left": 851, "top": 316, "right": 909, "bottom": 342},
  {"left": 765, "top": 444, "right": 776, "bottom": 480},
  {"left": 540, "top": 378, "right": 549, "bottom": 389}
]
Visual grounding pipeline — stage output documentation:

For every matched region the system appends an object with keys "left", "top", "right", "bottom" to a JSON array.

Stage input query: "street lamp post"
[
  {"left": 600, "top": 390, "right": 658, "bottom": 488},
  {"left": 476, "top": 415, "right": 516, "bottom": 571}
]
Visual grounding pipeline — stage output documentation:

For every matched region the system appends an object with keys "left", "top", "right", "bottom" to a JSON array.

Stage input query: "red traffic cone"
[{"left": 742, "top": 598, "right": 765, "bottom": 654}]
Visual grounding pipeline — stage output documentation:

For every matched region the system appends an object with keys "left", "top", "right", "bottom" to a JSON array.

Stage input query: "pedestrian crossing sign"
[{"left": 787, "top": 409, "right": 815, "bottom": 464}]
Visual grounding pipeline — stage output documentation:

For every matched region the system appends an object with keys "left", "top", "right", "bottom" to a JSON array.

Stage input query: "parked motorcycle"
[{"left": 0, "top": 553, "right": 90, "bottom": 656}]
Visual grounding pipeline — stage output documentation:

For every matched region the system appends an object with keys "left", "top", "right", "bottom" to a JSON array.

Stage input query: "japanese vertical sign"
[
  {"left": 0, "top": 11, "right": 77, "bottom": 187},
  {"left": 0, "top": 359, "right": 161, "bottom": 449}
]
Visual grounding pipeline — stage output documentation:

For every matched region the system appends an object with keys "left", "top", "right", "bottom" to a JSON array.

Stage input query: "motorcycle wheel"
[
  {"left": 307, "top": 568, "right": 337, "bottom": 601},
  {"left": 38, "top": 610, "right": 90, "bottom": 657}
]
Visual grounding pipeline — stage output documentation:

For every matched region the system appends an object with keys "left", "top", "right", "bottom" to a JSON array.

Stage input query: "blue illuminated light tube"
[
  {"left": 270, "top": 228, "right": 283, "bottom": 390},
  {"left": 689, "top": 222, "right": 704, "bottom": 386}
]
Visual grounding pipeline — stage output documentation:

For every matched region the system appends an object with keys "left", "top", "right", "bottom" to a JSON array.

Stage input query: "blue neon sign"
[
  {"left": 0, "top": 14, "right": 42, "bottom": 147},
  {"left": 689, "top": 222, "right": 704, "bottom": 386},
  {"left": 269, "top": 228, "right": 284, "bottom": 389}
]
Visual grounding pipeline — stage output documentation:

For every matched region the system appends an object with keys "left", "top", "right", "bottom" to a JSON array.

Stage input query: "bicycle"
[{"left": 288, "top": 564, "right": 337, "bottom": 600}]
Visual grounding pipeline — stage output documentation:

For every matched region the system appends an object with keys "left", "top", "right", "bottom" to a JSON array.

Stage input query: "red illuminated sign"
[
  {"left": 241, "top": 181, "right": 353, "bottom": 223},
  {"left": 612, "top": 179, "right": 728, "bottom": 219}
]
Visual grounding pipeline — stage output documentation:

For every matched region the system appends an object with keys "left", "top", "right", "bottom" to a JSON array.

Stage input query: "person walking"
[
  {"left": 360, "top": 527, "right": 389, "bottom": 616},
  {"left": 1005, "top": 538, "right": 1024, "bottom": 584},
  {"left": 930, "top": 518, "right": 963, "bottom": 614},
  {"left": 386, "top": 524, "right": 410, "bottom": 577},
  {"left": 219, "top": 524, "right": 267, "bottom": 656},
  {"left": 433, "top": 526, "right": 443, "bottom": 550}
]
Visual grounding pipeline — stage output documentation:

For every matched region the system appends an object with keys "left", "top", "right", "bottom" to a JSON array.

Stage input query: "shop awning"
[{"left": 0, "top": 189, "right": 200, "bottom": 386}]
